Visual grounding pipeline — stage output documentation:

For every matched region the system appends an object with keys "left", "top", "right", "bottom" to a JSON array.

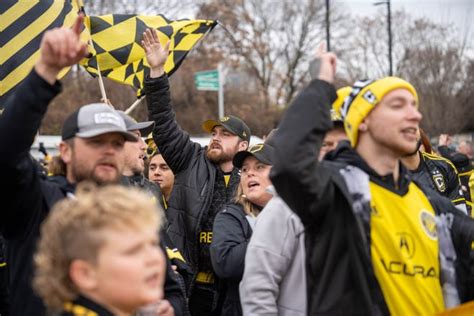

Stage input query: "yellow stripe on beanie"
[{"left": 341, "top": 77, "right": 418, "bottom": 147}]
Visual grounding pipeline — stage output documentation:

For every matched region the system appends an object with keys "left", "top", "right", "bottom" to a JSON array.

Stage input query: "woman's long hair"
[{"left": 234, "top": 184, "right": 260, "bottom": 217}]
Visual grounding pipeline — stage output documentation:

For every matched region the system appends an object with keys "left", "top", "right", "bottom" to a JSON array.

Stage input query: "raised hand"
[
  {"left": 142, "top": 28, "right": 170, "bottom": 78},
  {"left": 438, "top": 134, "right": 451, "bottom": 147},
  {"left": 35, "top": 15, "right": 88, "bottom": 84},
  {"left": 314, "top": 43, "right": 337, "bottom": 84}
]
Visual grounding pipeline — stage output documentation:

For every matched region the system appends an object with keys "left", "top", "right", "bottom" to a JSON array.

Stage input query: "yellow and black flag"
[
  {"left": 80, "top": 15, "right": 217, "bottom": 96},
  {"left": 0, "top": 0, "right": 83, "bottom": 106}
]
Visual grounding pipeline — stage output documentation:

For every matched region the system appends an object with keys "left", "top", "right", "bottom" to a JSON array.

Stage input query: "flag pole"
[
  {"left": 74, "top": 0, "right": 108, "bottom": 104},
  {"left": 125, "top": 97, "right": 144, "bottom": 115}
]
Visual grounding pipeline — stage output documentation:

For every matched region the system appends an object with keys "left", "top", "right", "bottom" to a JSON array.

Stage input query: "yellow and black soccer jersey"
[
  {"left": 409, "top": 152, "right": 467, "bottom": 213},
  {"left": 370, "top": 180, "right": 444, "bottom": 315}
]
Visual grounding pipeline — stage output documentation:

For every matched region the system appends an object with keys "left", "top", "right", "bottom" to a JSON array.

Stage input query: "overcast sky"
[{"left": 337, "top": 0, "right": 473, "bottom": 48}]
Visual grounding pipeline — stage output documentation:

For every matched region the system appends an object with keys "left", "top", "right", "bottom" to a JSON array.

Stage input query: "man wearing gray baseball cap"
[
  {"left": 59, "top": 103, "right": 138, "bottom": 184},
  {"left": 0, "top": 20, "right": 139, "bottom": 315}
]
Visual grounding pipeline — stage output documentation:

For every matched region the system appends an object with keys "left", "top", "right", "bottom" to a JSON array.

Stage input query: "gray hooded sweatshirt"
[{"left": 240, "top": 187, "right": 307, "bottom": 315}]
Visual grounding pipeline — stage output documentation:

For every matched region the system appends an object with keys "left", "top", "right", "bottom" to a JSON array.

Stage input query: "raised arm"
[
  {"left": 269, "top": 48, "right": 338, "bottom": 225},
  {"left": 0, "top": 16, "right": 87, "bottom": 234},
  {"left": 143, "top": 28, "right": 200, "bottom": 174}
]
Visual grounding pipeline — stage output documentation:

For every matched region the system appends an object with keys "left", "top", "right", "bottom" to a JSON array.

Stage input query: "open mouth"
[
  {"left": 210, "top": 143, "right": 222, "bottom": 150},
  {"left": 248, "top": 181, "right": 260, "bottom": 189},
  {"left": 401, "top": 127, "right": 417, "bottom": 139}
]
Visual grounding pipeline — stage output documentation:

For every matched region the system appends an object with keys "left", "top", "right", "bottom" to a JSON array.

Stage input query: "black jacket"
[
  {"left": 144, "top": 75, "right": 240, "bottom": 278},
  {"left": 122, "top": 173, "right": 164, "bottom": 203},
  {"left": 0, "top": 70, "right": 68, "bottom": 315},
  {"left": 270, "top": 79, "right": 474, "bottom": 315},
  {"left": 122, "top": 174, "right": 188, "bottom": 316},
  {"left": 409, "top": 151, "right": 466, "bottom": 210},
  {"left": 0, "top": 71, "right": 187, "bottom": 315},
  {"left": 210, "top": 203, "right": 253, "bottom": 316},
  {"left": 0, "top": 235, "right": 9, "bottom": 316},
  {"left": 438, "top": 145, "right": 473, "bottom": 213}
]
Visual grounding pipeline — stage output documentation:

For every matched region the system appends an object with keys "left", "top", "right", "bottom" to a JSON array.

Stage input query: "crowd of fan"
[{"left": 0, "top": 16, "right": 473, "bottom": 316}]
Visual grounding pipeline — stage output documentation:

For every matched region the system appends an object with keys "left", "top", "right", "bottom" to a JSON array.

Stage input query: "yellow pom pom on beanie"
[{"left": 331, "top": 86, "right": 352, "bottom": 122}]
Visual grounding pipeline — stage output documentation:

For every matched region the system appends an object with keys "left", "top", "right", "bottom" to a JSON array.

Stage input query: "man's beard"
[
  {"left": 71, "top": 157, "right": 121, "bottom": 185},
  {"left": 206, "top": 147, "right": 235, "bottom": 164}
]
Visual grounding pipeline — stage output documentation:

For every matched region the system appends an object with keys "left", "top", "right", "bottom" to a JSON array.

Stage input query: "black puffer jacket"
[
  {"left": 144, "top": 75, "right": 241, "bottom": 276},
  {"left": 210, "top": 203, "right": 253, "bottom": 316},
  {"left": 270, "top": 79, "right": 474, "bottom": 315}
]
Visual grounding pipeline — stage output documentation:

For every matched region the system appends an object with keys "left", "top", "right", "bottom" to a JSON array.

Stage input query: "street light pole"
[
  {"left": 326, "top": 0, "right": 331, "bottom": 51},
  {"left": 374, "top": 0, "right": 393, "bottom": 76}
]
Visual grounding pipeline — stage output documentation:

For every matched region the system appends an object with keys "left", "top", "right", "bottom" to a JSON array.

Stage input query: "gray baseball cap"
[
  {"left": 117, "top": 111, "right": 155, "bottom": 136},
  {"left": 61, "top": 103, "right": 138, "bottom": 142}
]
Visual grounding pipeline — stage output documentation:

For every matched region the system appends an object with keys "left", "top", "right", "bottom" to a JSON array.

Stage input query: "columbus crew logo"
[
  {"left": 419, "top": 210, "right": 437, "bottom": 240},
  {"left": 432, "top": 170, "right": 446, "bottom": 193}
]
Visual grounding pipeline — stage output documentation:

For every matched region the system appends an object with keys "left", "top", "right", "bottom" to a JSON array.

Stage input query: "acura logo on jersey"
[
  {"left": 397, "top": 232, "right": 415, "bottom": 259},
  {"left": 432, "top": 172, "right": 446, "bottom": 193},
  {"left": 419, "top": 210, "right": 437, "bottom": 240},
  {"left": 381, "top": 259, "right": 437, "bottom": 278}
]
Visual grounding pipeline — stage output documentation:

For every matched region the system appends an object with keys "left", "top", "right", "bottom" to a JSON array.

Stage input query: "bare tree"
[
  {"left": 337, "top": 8, "right": 473, "bottom": 135},
  {"left": 84, "top": 0, "right": 199, "bottom": 18},
  {"left": 198, "top": 0, "right": 342, "bottom": 108}
]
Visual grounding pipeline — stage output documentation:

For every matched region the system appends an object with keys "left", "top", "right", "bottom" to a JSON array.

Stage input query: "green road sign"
[{"left": 195, "top": 69, "right": 219, "bottom": 91}]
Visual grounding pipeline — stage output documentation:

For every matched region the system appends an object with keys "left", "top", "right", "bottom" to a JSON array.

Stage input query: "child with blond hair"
[{"left": 34, "top": 183, "right": 166, "bottom": 315}]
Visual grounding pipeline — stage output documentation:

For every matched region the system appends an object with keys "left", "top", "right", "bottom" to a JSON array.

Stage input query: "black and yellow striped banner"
[
  {"left": 80, "top": 14, "right": 217, "bottom": 97},
  {"left": 0, "top": 0, "right": 83, "bottom": 106}
]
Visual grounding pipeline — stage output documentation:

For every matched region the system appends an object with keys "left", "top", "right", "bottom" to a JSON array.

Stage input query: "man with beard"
[
  {"left": 270, "top": 46, "right": 474, "bottom": 314},
  {"left": 117, "top": 111, "right": 162, "bottom": 200},
  {"left": 118, "top": 111, "right": 190, "bottom": 316},
  {"left": 142, "top": 28, "right": 250, "bottom": 315},
  {"left": 0, "top": 18, "right": 140, "bottom": 315}
]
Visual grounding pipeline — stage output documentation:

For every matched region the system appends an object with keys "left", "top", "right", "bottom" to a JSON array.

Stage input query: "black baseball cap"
[
  {"left": 202, "top": 115, "right": 251, "bottom": 143},
  {"left": 117, "top": 111, "right": 155, "bottom": 136},
  {"left": 61, "top": 103, "right": 138, "bottom": 142},
  {"left": 233, "top": 143, "right": 274, "bottom": 169}
]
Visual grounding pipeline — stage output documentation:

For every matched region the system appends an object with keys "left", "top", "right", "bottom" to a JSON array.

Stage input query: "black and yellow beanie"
[
  {"left": 331, "top": 86, "right": 352, "bottom": 122},
  {"left": 341, "top": 77, "right": 418, "bottom": 147}
]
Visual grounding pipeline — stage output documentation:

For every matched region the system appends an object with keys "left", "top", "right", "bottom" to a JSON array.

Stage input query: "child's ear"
[{"left": 69, "top": 259, "right": 98, "bottom": 291}]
